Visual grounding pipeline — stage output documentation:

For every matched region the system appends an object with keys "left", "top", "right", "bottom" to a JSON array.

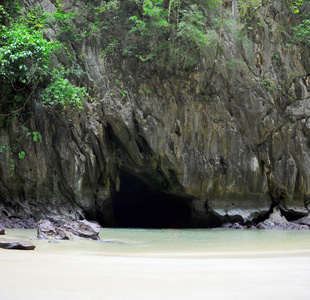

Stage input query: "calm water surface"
[{"left": 1, "top": 228, "right": 310, "bottom": 299}]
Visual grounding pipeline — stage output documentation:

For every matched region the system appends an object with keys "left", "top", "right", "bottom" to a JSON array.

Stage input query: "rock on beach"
[
  {"left": 0, "top": 238, "right": 36, "bottom": 250},
  {"left": 37, "top": 219, "right": 101, "bottom": 240}
]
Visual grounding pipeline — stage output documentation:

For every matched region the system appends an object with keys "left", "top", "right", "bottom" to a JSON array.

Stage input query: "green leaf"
[{"left": 18, "top": 151, "right": 26, "bottom": 159}]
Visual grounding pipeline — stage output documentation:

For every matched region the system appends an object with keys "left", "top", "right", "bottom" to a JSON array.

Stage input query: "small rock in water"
[
  {"left": 0, "top": 238, "right": 36, "bottom": 250},
  {"left": 221, "top": 223, "right": 246, "bottom": 229},
  {"left": 48, "top": 240, "right": 59, "bottom": 244},
  {"left": 0, "top": 227, "right": 5, "bottom": 235},
  {"left": 231, "top": 223, "right": 246, "bottom": 229}
]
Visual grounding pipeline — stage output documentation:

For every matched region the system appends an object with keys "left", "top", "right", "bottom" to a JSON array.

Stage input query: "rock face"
[
  {"left": 0, "top": 0, "right": 310, "bottom": 227},
  {"left": 0, "top": 238, "right": 36, "bottom": 250},
  {"left": 0, "top": 218, "right": 37, "bottom": 229},
  {"left": 37, "top": 220, "right": 101, "bottom": 240}
]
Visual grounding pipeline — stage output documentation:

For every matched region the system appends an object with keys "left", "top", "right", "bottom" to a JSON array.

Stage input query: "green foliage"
[
  {"left": 0, "top": 136, "right": 9, "bottom": 153},
  {"left": 0, "top": 1, "right": 94, "bottom": 178},
  {"left": 101, "top": 39, "right": 120, "bottom": 58},
  {"left": 22, "top": 125, "right": 43, "bottom": 143},
  {"left": 238, "top": 0, "right": 265, "bottom": 20},
  {"left": 0, "top": 21, "right": 60, "bottom": 84},
  {"left": 134, "top": 0, "right": 216, "bottom": 69},
  {"left": 293, "top": 12, "right": 310, "bottom": 45},
  {"left": 18, "top": 150, "right": 25, "bottom": 159},
  {"left": 0, "top": 2, "right": 93, "bottom": 119},
  {"left": 41, "top": 68, "right": 90, "bottom": 111},
  {"left": 120, "top": 89, "right": 128, "bottom": 97},
  {"left": 92, "top": 0, "right": 219, "bottom": 70},
  {"left": 50, "top": 11, "right": 83, "bottom": 42},
  {"left": 9, "top": 158, "right": 14, "bottom": 177},
  {"left": 0, "top": 1, "right": 21, "bottom": 20},
  {"left": 28, "top": 131, "right": 42, "bottom": 143},
  {"left": 0, "top": 144, "right": 7, "bottom": 152},
  {"left": 261, "top": 78, "right": 273, "bottom": 90},
  {"left": 173, "top": 4, "right": 213, "bottom": 69},
  {"left": 287, "top": 0, "right": 304, "bottom": 13},
  {"left": 0, "top": 3, "right": 61, "bottom": 119}
]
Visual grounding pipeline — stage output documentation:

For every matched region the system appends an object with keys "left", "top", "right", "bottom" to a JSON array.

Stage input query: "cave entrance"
[{"left": 113, "top": 172, "right": 192, "bottom": 228}]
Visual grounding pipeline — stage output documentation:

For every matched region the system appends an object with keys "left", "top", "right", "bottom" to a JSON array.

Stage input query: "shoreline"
[
  {"left": 2, "top": 228, "right": 310, "bottom": 260},
  {"left": 1, "top": 214, "right": 309, "bottom": 231}
]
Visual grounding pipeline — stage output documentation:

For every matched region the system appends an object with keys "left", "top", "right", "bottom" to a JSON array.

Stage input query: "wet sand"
[{"left": 1, "top": 229, "right": 310, "bottom": 300}]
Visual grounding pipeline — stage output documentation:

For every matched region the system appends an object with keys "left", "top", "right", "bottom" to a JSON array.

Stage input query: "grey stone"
[
  {"left": 0, "top": 238, "right": 36, "bottom": 250},
  {"left": 257, "top": 207, "right": 309, "bottom": 230},
  {"left": 62, "top": 220, "right": 101, "bottom": 240},
  {"left": 37, "top": 220, "right": 67, "bottom": 240},
  {"left": 37, "top": 219, "right": 101, "bottom": 240}
]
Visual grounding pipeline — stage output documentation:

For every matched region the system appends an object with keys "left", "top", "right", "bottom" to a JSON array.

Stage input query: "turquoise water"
[
  {"left": 4, "top": 228, "right": 310, "bottom": 256},
  {"left": 3, "top": 228, "right": 310, "bottom": 257},
  {"left": 99, "top": 228, "right": 310, "bottom": 256}
]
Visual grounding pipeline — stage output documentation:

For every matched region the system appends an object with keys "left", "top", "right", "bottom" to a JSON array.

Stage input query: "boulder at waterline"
[
  {"left": 37, "top": 219, "right": 101, "bottom": 240},
  {"left": 62, "top": 220, "right": 101, "bottom": 240},
  {"left": 37, "top": 220, "right": 68, "bottom": 240},
  {"left": 0, "top": 227, "right": 4, "bottom": 235}
]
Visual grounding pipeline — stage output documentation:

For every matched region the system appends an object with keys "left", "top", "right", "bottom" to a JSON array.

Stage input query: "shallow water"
[{"left": 1, "top": 228, "right": 310, "bottom": 299}]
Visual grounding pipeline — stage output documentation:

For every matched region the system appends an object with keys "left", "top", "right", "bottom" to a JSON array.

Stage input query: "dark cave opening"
[
  {"left": 112, "top": 172, "right": 192, "bottom": 228},
  {"left": 280, "top": 207, "right": 307, "bottom": 222}
]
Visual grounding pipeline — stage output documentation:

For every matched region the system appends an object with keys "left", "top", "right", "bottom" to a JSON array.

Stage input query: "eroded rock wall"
[{"left": 0, "top": 0, "right": 310, "bottom": 226}]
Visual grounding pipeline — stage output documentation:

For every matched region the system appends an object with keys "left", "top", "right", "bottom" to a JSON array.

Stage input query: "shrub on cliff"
[
  {"left": 92, "top": 0, "right": 220, "bottom": 71},
  {"left": 0, "top": 21, "right": 60, "bottom": 84},
  {"left": 41, "top": 68, "right": 90, "bottom": 111},
  {"left": 293, "top": 12, "right": 310, "bottom": 45},
  {"left": 0, "top": 2, "right": 91, "bottom": 119}
]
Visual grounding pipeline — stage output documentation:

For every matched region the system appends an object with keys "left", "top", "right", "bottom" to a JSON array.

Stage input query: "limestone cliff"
[{"left": 0, "top": 0, "right": 310, "bottom": 227}]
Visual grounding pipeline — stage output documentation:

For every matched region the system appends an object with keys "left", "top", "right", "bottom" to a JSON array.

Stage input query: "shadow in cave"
[{"left": 113, "top": 172, "right": 192, "bottom": 228}]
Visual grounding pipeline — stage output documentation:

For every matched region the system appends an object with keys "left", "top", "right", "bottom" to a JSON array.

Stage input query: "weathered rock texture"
[
  {"left": 1, "top": 0, "right": 310, "bottom": 227},
  {"left": 0, "top": 238, "right": 36, "bottom": 250},
  {"left": 0, "top": 218, "right": 37, "bottom": 229},
  {"left": 37, "top": 219, "right": 100, "bottom": 240},
  {"left": 256, "top": 207, "right": 309, "bottom": 230}
]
